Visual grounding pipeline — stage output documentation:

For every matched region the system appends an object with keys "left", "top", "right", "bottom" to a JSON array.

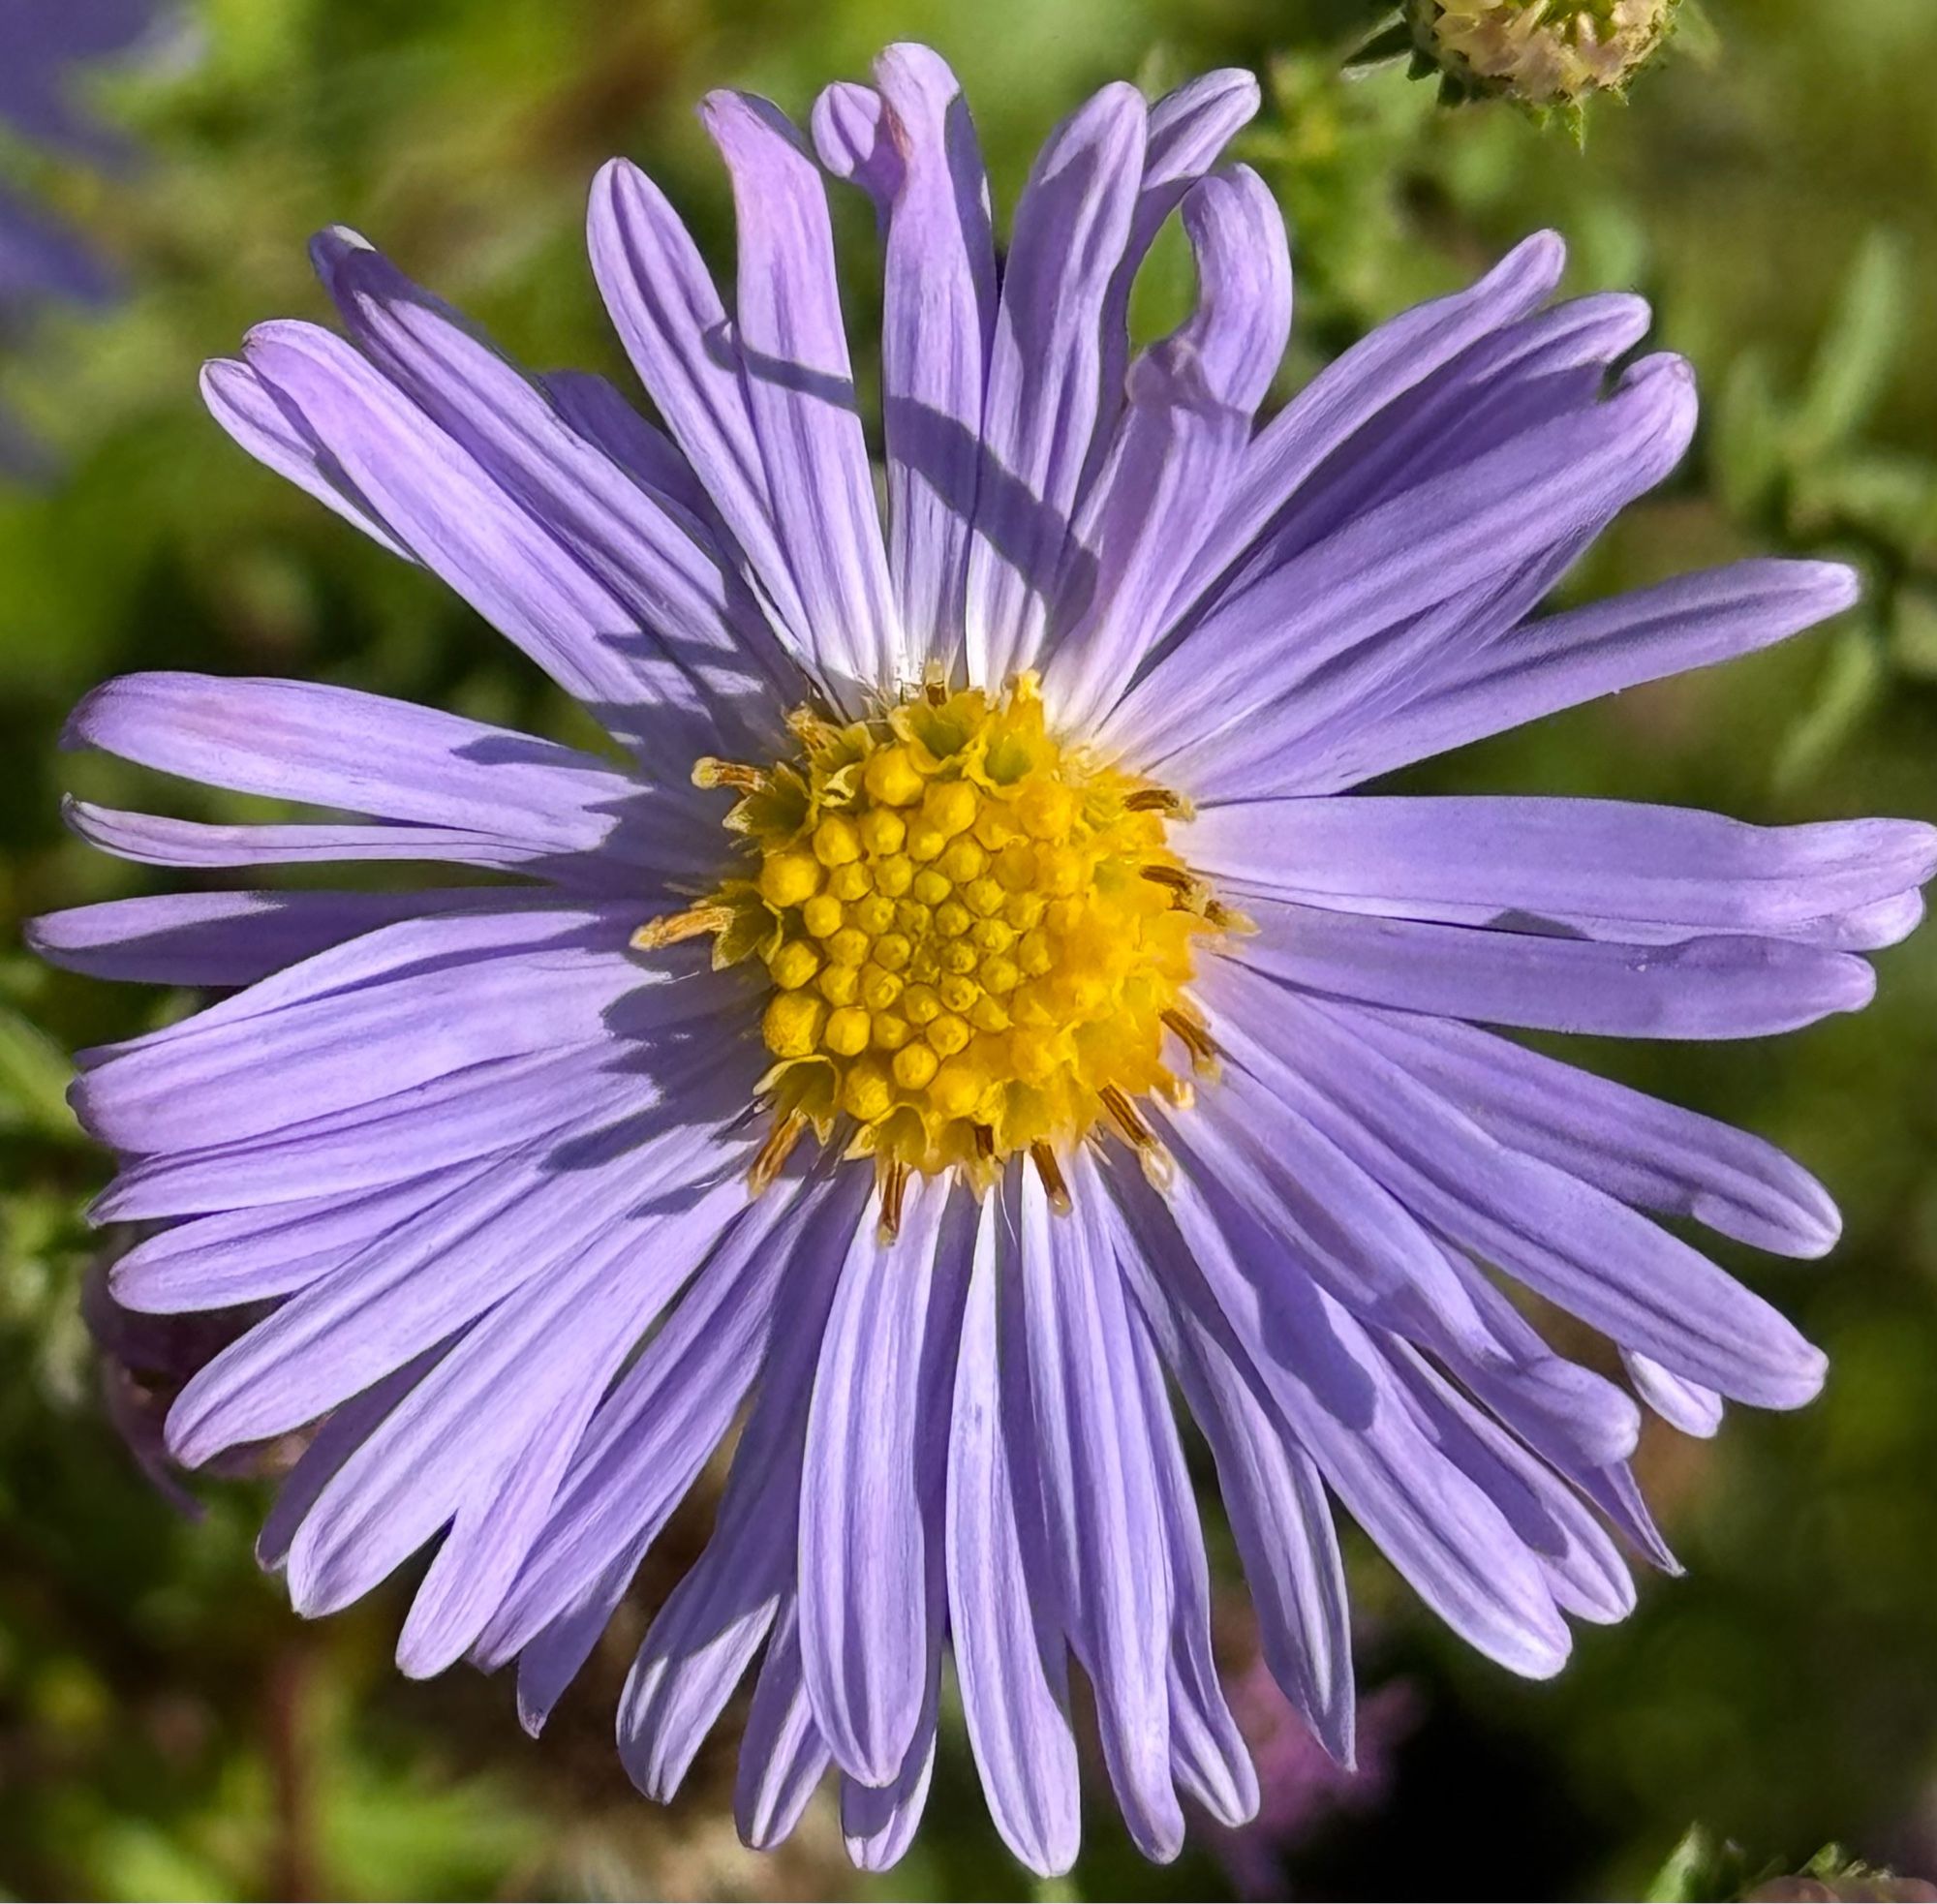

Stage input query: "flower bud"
[{"left": 1403, "top": 0, "right": 1677, "bottom": 109}]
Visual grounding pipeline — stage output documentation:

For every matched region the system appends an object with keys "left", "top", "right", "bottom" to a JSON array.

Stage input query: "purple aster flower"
[
  {"left": 33, "top": 44, "right": 1937, "bottom": 1877},
  {"left": 0, "top": 0, "right": 164, "bottom": 470}
]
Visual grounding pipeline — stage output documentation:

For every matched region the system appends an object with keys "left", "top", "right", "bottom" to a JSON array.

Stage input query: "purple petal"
[
  {"left": 1106, "top": 355, "right": 1699, "bottom": 790},
  {"left": 166, "top": 1118, "right": 731, "bottom": 1464},
  {"left": 111, "top": 1165, "right": 492, "bottom": 1313},
  {"left": 27, "top": 888, "right": 496, "bottom": 988},
  {"left": 734, "top": 1599, "right": 832, "bottom": 1850},
  {"left": 615, "top": 1180, "right": 862, "bottom": 1803},
  {"left": 1625, "top": 1352, "right": 1726, "bottom": 1438},
  {"left": 1225, "top": 896, "right": 1875, "bottom": 1040},
  {"left": 1128, "top": 1309, "right": 1259, "bottom": 1827},
  {"left": 701, "top": 93, "right": 900, "bottom": 692},
  {"left": 965, "top": 83, "right": 1147, "bottom": 688},
  {"left": 1217, "top": 976, "right": 1829, "bottom": 1408},
  {"left": 1109, "top": 1178, "right": 1356, "bottom": 1766},
  {"left": 1320, "top": 558, "right": 1860, "bottom": 789},
  {"left": 1046, "top": 165, "right": 1291, "bottom": 733},
  {"left": 477, "top": 1173, "right": 860, "bottom": 1671},
  {"left": 1313, "top": 998, "right": 1841, "bottom": 1257},
  {"left": 308, "top": 230, "right": 796, "bottom": 743},
  {"left": 816, "top": 46, "right": 997, "bottom": 670},
  {"left": 1145, "top": 1157, "right": 1573, "bottom": 1678},
  {"left": 1083, "top": 68, "right": 1262, "bottom": 496},
  {"left": 239, "top": 322, "right": 679, "bottom": 722},
  {"left": 1168, "top": 231, "right": 1566, "bottom": 629},
  {"left": 201, "top": 355, "right": 413, "bottom": 558},
  {"left": 73, "top": 906, "right": 671, "bottom": 1152},
  {"left": 1187, "top": 797, "right": 1937, "bottom": 948},
  {"left": 798, "top": 1174, "right": 968, "bottom": 1785},
  {"left": 945, "top": 1196, "right": 1082, "bottom": 1876},
  {"left": 1010, "top": 1158, "right": 1183, "bottom": 1862},
  {"left": 587, "top": 158, "right": 820, "bottom": 662}
]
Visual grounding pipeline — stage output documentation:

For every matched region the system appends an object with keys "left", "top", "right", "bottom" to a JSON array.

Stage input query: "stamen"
[
  {"left": 1030, "top": 1141, "right": 1073, "bottom": 1216},
  {"left": 876, "top": 1156, "right": 910, "bottom": 1242},
  {"left": 1161, "top": 1007, "right": 1219, "bottom": 1071},
  {"left": 1100, "top": 1084, "right": 1157, "bottom": 1152},
  {"left": 750, "top": 1111, "right": 806, "bottom": 1197},
  {"left": 1140, "top": 864, "right": 1196, "bottom": 895},
  {"left": 691, "top": 757, "right": 765, "bottom": 791},
  {"left": 971, "top": 1122, "right": 996, "bottom": 1160},
  {"left": 1157, "top": 1075, "right": 1196, "bottom": 1112},
  {"left": 631, "top": 904, "right": 732, "bottom": 951},
  {"left": 1124, "top": 786, "right": 1190, "bottom": 817},
  {"left": 1139, "top": 1139, "right": 1177, "bottom": 1192}
]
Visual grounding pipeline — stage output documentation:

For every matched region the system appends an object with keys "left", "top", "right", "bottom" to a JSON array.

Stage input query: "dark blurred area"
[{"left": 2, "top": 1, "right": 1935, "bottom": 1897}]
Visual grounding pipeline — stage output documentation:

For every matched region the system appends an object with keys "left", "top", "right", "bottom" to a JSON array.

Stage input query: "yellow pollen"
[{"left": 678, "top": 675, "right": 1237, "bottom": 1198}]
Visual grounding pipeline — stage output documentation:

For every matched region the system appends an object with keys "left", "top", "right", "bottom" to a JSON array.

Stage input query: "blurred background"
[{"left": 2, "top": 0, "right": 1935, "bottom": 1897}]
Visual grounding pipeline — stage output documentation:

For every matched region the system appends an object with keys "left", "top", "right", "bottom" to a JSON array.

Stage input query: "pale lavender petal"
[
  {"left": 1312, "top": 998, "right": 1841, "bottom": 1257},
  {"left": 1084, "top": 68, "right": 1262, "bottom": 495},
  {"left": 111, "top": 1165, "right": 491, "bottom": 1312},
  {"left": 1167, "top": 231, "right": 1565, "bottom": 628},
  {"left": 1382, "top": 1342, "right": 1635, "bottom": 1626},
  {"left": 1045, "top": 165, "right": 1291, "bottom": 733},
  {"left": 701, "top": 93, "right": 900, "bottom": 691},
  {"left": 946, "top": 1195, "right": 1081, "bottom": 1876},
  {"left": 537, "top": 368, "right": 715, "bottom": 521},
  {"left": 73, "top": 907, "right": 671, "bottom": 1152},
  {"left": 1146, "top": 1157, "right": 1573, "bottom": 1678},
  {"left": 1108, "top": 1180, "right": 1355, "bottom": 1766},
  {"left": 308, "top": 229, "right": 797, "bottom": 738},
  {"left": 1226, "top": 896, "right": 1875, "bottom": 1040},
  {"left": 243, "top": 324, "right": 690, "bottom": 722},
  {"left": 616, "top": 1174, "right": 865, "bottom": 1800},
  {"left": 587, "top": 158, "right": 817, "bottom": 658},
  {"left": 965, "top": 83, "right": 1146, "bottom": 687},
  {"left": 816, "top": 46, "right": 997, "bottom": 670},
  {"left": 1186, "top": 798, "right": 1937, "bottom": 948},
  {"left": 734, "top": 1600, "right": 832, "bottom": 1850},
  {"left": 28, "top": 888, "right": 495, "bottom": 988},
  {"left": 797, "top": 1174, "right": 966, "bottom": 1785},
  {"left": 1320, "top": 559, "right": 1861, "bottom": 789},
  {"left": 166, "top": 1118, "right": 731, "bottom": 1464},
  {"left": 1624, "top": 1352, "right": 1726, "bottom": 1438},
  {"left": 1217, "top": 976, "right": 1829, "bottom": 1409},
  {"left": 1105, "top": 355, "right": 1698, "bottom": 789},
  {"left": 201, "top": 356, "right": 413, "bottom": 558},
  {"left": 840, "top": 1662, "right": 938, "bottom": 1871},
  {"left": 1011, "top": 1158, "right": 1183, "bottom": 1862},
  {"left": 477, "top": 1174, "right": 856, "bottom": 1669},
  {"left": 1128, "top": 1310, "right": 1259, "bottom": 1827}
]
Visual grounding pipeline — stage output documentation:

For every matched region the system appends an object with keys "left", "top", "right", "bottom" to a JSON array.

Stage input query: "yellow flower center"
[{"left": 638, "top": 676, "right": 1237, "bottom": 1231}]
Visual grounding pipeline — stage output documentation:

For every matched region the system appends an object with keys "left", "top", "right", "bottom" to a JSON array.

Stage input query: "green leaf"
[
  {"left": 0, "top": 1004, "right": 78, "bottom": 1141},
  {"left": 1793, "top": 230, "right": 1910, "bottom": 458}
]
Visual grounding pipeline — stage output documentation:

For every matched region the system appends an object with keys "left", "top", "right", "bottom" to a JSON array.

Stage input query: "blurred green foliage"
[{"left": 3, "top": 0, "right": 1937, "bottom": 1898}]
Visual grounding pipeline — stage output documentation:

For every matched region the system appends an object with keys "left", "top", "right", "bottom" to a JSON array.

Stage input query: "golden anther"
[
  {"left": 1140, "top": 864, "right": 1197, "bottom": 895},
  {"left": 631, "top": 904, "right": 731, "bottom": 951},
  {"left": 876, "top": 1156, "right": 910, "bottom": 1242},
  {"left": 750, "top": 1111, "right": 807, "bottom": 1196},
  {"left": 1029, "top": 1141, "right": 1073, "bottom": 1216},
  {"left": 691, "top": 757, "right": 765, "bottom": 791},
  {"left": 1161, "top": 1007, "right": 1220, "bottom": 1071},
  {"left": 971, "top": 1122, "right": 996, "bottom": 1160},
  {"left": 1100, "top": 1084, "right": 1157, "bottom": 1152},
  {"left": 1124, "top": 786, "right": 1190, "bottom": 816}
]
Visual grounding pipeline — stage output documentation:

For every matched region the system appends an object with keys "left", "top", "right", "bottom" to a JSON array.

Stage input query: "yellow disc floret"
[{"left": 664, "top": 675, "right": 1238, "bottom": 1219}]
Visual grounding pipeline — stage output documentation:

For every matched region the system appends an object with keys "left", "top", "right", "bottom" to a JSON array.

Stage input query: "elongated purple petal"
[
  {"left": 1046, "top": 165, "right": 1291, "bottom": 732},
  {"left": 815, "top": 46, "right": 996, "bottom": 669},
  {"left": 1186, "top": 797, "right": 1937, "bottom": 948},
  {"left": 946, "top": 1196, "right": 1082, "bottom": 1876},
  {"left": 965, "top": 83, "right": 1146, "bottom": 688}
]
